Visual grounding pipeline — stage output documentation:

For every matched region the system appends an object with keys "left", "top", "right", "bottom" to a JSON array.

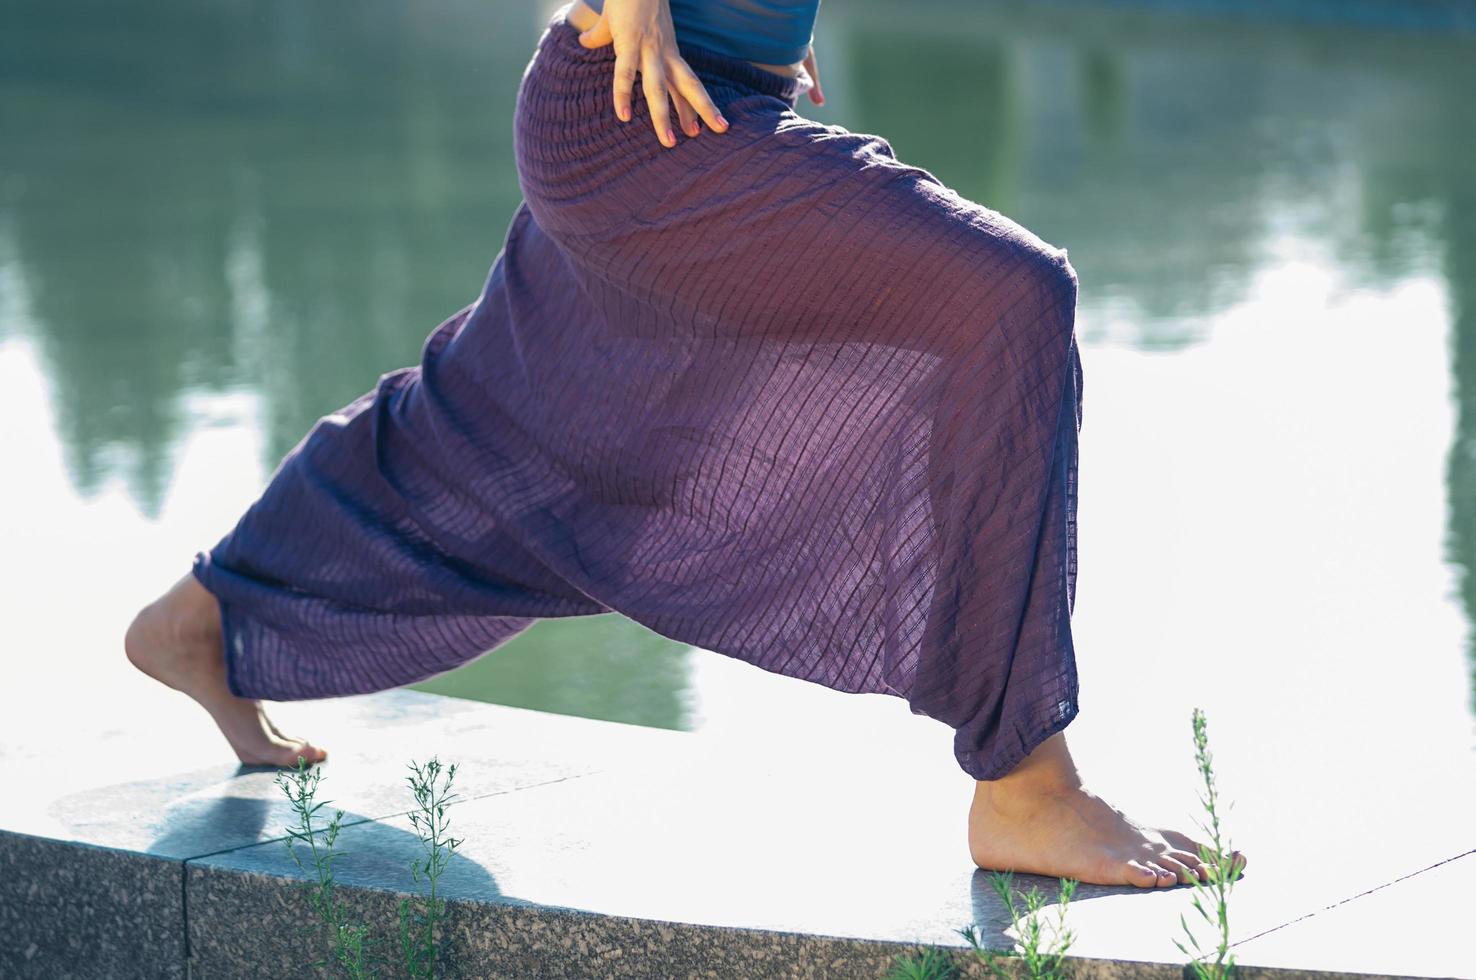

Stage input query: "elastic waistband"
[{"left": 541, "top": 4, "right": 802, "bottom": 109}]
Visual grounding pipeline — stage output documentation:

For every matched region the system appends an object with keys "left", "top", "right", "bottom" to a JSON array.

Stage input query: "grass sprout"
[
  {"left": 882, "top": 944, "right": 959, "bottom": 979},
  {"left": 958, "top": 871, "right": 1078, "bottom": 979},
  {"left": 1173, "top": 707, "right": 1241, "bottom": 980},
  {"left": 275, "top": 755, "right": 376, "bottom": 978},
  {"left": 397, "top": 757, "right": 463, "bottom": 979}
]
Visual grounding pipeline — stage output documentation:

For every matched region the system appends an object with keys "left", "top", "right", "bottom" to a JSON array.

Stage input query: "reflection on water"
[{"left": 2, "top": 0, "right": 1473, "bottom": 731}]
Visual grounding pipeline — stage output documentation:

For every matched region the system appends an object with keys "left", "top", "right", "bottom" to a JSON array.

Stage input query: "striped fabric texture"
[{"left": 191, "top": 7, "right": 1085, "bottom": 782}]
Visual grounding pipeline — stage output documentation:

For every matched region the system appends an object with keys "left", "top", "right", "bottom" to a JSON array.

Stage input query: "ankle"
[
  {"left": 974, "top": 733, "right": 1084, "bottom": 802},
  {"left": 976, "top": 766, "right": 1081, "bottom": 810}
]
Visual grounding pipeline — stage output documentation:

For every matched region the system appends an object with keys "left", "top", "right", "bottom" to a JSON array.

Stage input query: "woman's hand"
[{"left": 577, "top": 0, "right": 730, "bottom": 148}]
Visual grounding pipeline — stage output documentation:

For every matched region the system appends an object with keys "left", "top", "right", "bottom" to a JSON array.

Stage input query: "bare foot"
[
  {"left": 968, "top": 730, "right": 1247, "bottom": 888},
  {"left": 125, "top": 571, "right": 328, "bottom": 768}
]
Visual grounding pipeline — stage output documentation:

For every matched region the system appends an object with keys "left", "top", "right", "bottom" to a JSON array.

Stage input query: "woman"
[{"left": 126, "top": 0, "right": 1246, "bottom": 889}]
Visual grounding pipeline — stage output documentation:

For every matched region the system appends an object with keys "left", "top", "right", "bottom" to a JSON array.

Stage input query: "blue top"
[{"left": 582, "top": 0, "right": 821, "bottom": 67}]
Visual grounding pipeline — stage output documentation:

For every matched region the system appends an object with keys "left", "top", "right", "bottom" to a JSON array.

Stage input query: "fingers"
[
  {"left": 592, "top": 13, "right": 730, "bottom": 146},
  {"left": 638, "top": 52, "right": 729, "bottom": 147},
  {"left": 577, "top": 15, "right": 613, "bottom": 49},
  {"left": 640, "top": 47, "right": 677, "bottom": 147},
  {"left": 611, "top": 36, "right": 637, "bottom": 122},
  {"left": 803, "top": 45, "right": 824, "bottom": 105},
  {"left": 665, "top": 58, "right": 729, "bottom": 135},
  {"left": 671, "top": 90, "right": 699, "bottom": 139}
]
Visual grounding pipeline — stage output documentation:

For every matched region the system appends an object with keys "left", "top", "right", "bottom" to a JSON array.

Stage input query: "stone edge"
[{"left": 0, "top": 827, "right": 1443, "bottom": 980}]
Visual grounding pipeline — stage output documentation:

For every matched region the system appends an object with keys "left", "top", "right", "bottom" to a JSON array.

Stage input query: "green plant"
[
  {"left": 1174, "top": 708, "right": 1240, "bottom": 980},
  {"left": 397, "top": 757, "right": 464, "bottom": 979},
  {"left": 883, "top": 944, "right": 959, "bottom": 980},
  {"left": 959, "top": 870, "right": 1078, "bottom": 980},
  {"left": 275, "top": 755, "right": 377, "bottom": 978}
]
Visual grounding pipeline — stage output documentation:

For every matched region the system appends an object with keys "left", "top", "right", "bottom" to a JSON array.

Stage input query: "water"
[{"left": 3, "top": 0, "right": 1473, "bottom": 755}]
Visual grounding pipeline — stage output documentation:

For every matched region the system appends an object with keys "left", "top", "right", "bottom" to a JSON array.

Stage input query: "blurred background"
[{"left": 2, "top": 0, "right": 1473, "bottom": 764}]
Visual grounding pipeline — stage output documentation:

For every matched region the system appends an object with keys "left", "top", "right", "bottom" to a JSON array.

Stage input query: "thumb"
[
  {"left": 578, "top": 15, "right": 613, "bottom": 48},
  {"left": 803, "top": 46, "right": 824, "bottom": 105}
]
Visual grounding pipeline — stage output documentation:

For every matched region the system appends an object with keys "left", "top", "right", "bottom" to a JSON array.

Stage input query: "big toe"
[
  {"left": 260, "top": 740, "right": 327, "bottom": 768},
  {"left": 288, "top": 741, "right": 328, "bottom": 766},
  {"left": 1124, "top": 860, "right": 1163, "bottom": 888}
]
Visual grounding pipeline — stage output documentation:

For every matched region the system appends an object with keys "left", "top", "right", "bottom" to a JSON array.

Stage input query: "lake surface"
[{"left": 3, "top": 0, "right": 1473, "bottom": 761}]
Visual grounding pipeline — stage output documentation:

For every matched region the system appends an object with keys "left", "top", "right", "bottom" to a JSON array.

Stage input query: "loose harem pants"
[{"left": 191, "top": 5, "right": 1085, "bottom": 781}]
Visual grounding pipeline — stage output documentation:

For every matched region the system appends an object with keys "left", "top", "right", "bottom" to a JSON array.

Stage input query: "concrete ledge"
[
  {"left": 2, "top": 689, "right": 1470, "bottom": 979},
  {"left": 186, "top": 862, "right": 965, "bottom": 980},
  {"left": 181, "top": 860, "right": 1428, "bottom": 980},
  {"left": 0, "top": 833, "right": 185, "bottom": 980}
]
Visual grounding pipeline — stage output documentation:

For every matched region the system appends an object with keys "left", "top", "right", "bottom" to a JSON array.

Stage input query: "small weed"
[
  {"left": 959, "top": 871, "right": 1078, "bottom": 980},
  {"left": 1174, "top": 707, "right": 1240, "bottom": 980},
  {"left": 275, "top": 753, "right": 468, "bottom": 978},
  {"left": 397, "top": 757, "right": 463, "bottom": 979},
  {"left": 883, "top": 944, "right": 959, "bottom": 980},
  {"left": 275, "top": 755, "right": 377, "bottom": 978}
]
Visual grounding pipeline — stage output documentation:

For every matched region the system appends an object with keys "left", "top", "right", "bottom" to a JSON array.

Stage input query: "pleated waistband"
[{"left": 537, "top": 3, "right": 802, "bottom": 110}]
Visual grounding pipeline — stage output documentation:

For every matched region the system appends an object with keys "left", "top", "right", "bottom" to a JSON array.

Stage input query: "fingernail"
[
  {"left": 619, "top": 105, "right": 630, "bottom": 122},
  {"left": 716, "top": 114, "right": 728, "bottom": 129},
  {"left": 666, "top": 127, "right": 675, "bottom": 145}
]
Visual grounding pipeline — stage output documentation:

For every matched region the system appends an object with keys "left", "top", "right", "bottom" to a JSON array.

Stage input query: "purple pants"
[{"left": 192, "top": 6, "right": 1084, "bottom": 781}]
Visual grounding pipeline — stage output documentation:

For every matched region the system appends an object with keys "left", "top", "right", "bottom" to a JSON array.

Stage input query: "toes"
[
  {"left": 1160, "top": 830, "right": 1247, "bottom": 878},
  {"left": 1167, "top": 850, "right": 1210, "bottom": 882},
  {"left": 1125, "top": 860, "right": 1162, "bottom": 888},
  {"left": 273, "top": 742, "right": 326, "bottom": 767},
  {"left": 294, "top": 742, "right": 328, "bottom": 765},
  {"left": 257, "top": 709, "right": 327, "bottom": 764},
  {"left": 1144, "top": 862, "right": 1179, "bottom": 887},
  {"left": 1155, "top": 855, "right": 1196, "bottom": 886}
]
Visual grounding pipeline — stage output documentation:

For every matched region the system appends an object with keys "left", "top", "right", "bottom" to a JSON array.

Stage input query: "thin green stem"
[
  {"left": 399, "top": 757, "right": 463, "bottom": 979},
  {"left": 275, "top": 755, "right": 376, "bottom": 978},
  {"left": 1174, "top": 708, "right": 1239, "bottom": 980},
  {"left": 956, "top": 871, "right": 1077, "bottom": 980}
]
